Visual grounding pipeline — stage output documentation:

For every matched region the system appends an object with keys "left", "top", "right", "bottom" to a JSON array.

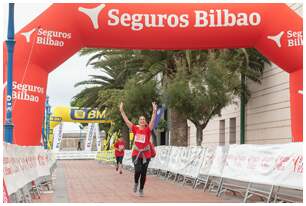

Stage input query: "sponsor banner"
[
  {"left": 199, "top": 145, "right": 217, "bottom": 175},
  {"left": 52, "top": 123, "right": 63, "bottom": 151},
  {"left": 85, "top": 123, "right": 95, "bottom": 151},
  {"left": 50, "top": 106, "right": 111, "bottom": 124},
  {"left": 70, "top": 108, "right": 109, "bottom": 121},
  {"left": 97, "top": 150, "right": 115, "bottom": 162},
  {"left": 167, "top": 146, "right": 185, "bottom": 173},
  {"left": 50, "top": 116, "right": 62, "bottom": 122},
  {"left": 128, "top": 143, "right": 302, "bottom": 189},
  {"left": 149, "top": 146, "right": 172, "bottom": 170},
  {"left": 169, "top": 146, "right": 204, "bottom": 175},
  {"left": 222, "top": 143, "right": 303, "bottom": 190},
  {"left": 208, "top": 145, "right": 229, "bottom": 176},
  {"left": 180, "top": 146, "right": 206, "bottom": 178},
  {"left": 163, "top": 146, "right": 205, "bottom": 177},
  {"left": 3, "top": 143, "right": 56, "bottom": 195}
]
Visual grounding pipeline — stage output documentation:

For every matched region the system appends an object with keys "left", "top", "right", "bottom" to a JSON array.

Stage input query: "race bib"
[{"left": 135, "top": 134, "right": 146, "bottom": 143}]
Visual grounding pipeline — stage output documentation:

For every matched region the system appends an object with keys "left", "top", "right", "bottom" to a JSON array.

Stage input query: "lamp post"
[
  {"left": 42, "top": 96, "right": 50, "bottom": 149},
  {"left": 240, "top": 73, "right": 246, "bottom": 144},
  {"left": 45, "top": 96, "right": 51, "bottom": 148},
  {"left": 4, "top": 3, "right": 16, "bottom": 143}
]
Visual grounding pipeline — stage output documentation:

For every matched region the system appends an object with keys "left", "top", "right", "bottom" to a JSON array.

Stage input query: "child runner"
[{"left": 114, "top": 136, "right": 125, "bottom": 174}]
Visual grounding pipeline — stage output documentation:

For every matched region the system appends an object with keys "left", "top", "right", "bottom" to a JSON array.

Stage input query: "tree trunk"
[
  {"left": 121, "top": 126, "right": 130, "bottom": 149},
  {"left": 196, "top": 125, "right": 203, "bottom": 146},
  {"left": 169, "top": 108, "right": 188, "bottom": 146}
]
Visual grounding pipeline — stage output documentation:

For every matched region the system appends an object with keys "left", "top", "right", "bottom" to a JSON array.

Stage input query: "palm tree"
[{"left": 71, "top": 49, "right": 141, "bottom": 109}]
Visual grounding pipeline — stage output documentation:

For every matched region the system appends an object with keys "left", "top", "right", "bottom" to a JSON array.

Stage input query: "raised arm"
[
  {"left": 149, "top": 102, "right": 158, "bottom": 130},
  {"left": 119, "top": 102, "right": 133, "bottom": 129}
]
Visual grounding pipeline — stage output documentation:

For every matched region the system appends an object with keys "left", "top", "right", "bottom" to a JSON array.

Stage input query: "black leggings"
[
  {"left": 132, "top": 156, "right": 150, "bottom": 190},
  {"left": 116, "top": 156, "right": 123, "bottom": 164}
]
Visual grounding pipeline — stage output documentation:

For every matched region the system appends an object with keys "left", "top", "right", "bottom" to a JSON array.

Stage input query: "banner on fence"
[
  {"left": 207, "top": 145, "right": 229, "bottom": 176},
  {"left": 52, "top": 123, "right": 63, "bottom": 150},
  {"left": 149, "top": 146, "right": 172, "bottom": 170},
  {"left": 85, "top": 123, "right": 95, "bottom": 151},
  {"left": 167, "top": 146, "right": 184, "bottom": 173},
  {"left": 111, "top": 143, "right": 303, "bottom": 190},
  {"left": 166, "top": 146, "right": 205, "bottom": 177},
  {"left": 199, "top": 145, "right": 217, "bottom": 176},
  {"left": 96, "top": 150, "right": 115, "bottom": 162},
  {"left": 180, "top": 146, "right": 206, "bottom": 178},
  {"left": 222, "top": 143, "right": 303, "bottom": 190},
  {"left": 3, "top": 143, "right": 56, "bottom": 195}
]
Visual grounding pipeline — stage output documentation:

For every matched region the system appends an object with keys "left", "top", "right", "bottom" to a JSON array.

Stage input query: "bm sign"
[{"left": 70, "top": 108, "right": 107, "bottom": 120}]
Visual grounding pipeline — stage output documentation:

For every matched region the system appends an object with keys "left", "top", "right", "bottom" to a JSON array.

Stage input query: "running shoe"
[
  {"left": 139, "top": 189, "right": 144, "bottom": 197},
  {"left": 133, "top": 183, "right": 138, "bottom": 193}
]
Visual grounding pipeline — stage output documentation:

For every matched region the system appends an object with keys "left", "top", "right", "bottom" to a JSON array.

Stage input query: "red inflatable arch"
[{"left": 3, "top": 3, "right": 302, "bottom": 146}]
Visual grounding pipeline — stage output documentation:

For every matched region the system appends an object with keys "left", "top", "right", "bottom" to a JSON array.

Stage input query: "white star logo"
[
  {"left": 78, "top": 4, "right": 106, "bottom": 30},
  {"left": 21, "top": 28, "right": 36, "bottom": 43},
  {"left": 267, "top": 31, "right": 284, "bottom": 48}
]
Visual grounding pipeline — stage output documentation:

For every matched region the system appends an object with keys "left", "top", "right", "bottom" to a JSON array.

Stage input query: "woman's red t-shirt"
[
  {"left": 114, "top": 140, "right": 125, "bottom": 157},
  {"left": 131, "top": 124, "right": 151, "bottom": 159}
]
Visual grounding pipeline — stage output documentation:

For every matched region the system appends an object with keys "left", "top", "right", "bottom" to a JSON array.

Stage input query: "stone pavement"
[{"left": 34, "top": 160, "right": 231, "bottom": 203}]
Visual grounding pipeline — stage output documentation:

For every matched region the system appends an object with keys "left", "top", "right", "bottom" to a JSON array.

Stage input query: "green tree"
[
  {"left": 165, "top": 49, "right": 269, "bottom": 145},
  {"left": 165, "top": 53, "right": 238, "bottom": 145}
]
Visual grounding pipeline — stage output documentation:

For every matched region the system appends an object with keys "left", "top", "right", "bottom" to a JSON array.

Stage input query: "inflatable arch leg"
[{"left": 290, "top": 69, "right": 303, "bottom": 142}]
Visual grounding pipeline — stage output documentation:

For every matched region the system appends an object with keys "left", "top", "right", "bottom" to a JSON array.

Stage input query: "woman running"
[
  {"left": 114, "top": 136, "right": 125, "bottom": 174},
  {"left": 119, "top": 102, "right": 157, "bottom": 197}
]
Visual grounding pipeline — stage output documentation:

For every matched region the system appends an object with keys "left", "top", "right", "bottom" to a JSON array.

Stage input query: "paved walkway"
[{"left": 35, "top": 160, "right": 228, "bottom": 203}]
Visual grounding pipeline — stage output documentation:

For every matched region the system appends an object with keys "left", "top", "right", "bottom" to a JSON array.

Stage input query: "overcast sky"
[{"left": 3, "top": 3, "right": 102, "bottom": 132}]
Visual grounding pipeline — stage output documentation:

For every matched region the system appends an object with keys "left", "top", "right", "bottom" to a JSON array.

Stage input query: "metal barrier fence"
[
  {"left": 8, "top": 161, "right": 57, "bottom": 203},
  {"left": 105, "top": 144, "right": 303, "bottom": 203}
]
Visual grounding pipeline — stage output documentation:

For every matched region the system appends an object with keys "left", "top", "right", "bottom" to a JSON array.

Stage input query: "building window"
[
  {"left": 229, "top": 118, "right": 236, "bottom": 144},
  {"left": 219, "top": 120, "right": 225, "bottom": 145}
]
